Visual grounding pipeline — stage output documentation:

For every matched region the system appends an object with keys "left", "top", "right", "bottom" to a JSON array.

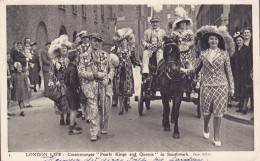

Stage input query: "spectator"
[
  {"left": 41, "top": 42, "right": 52, "bottom": 97},
  {"left": 11, "top": 62, "right": 29, "bottom": 116},
  {"left": 10, "top": 42, "right": 17, "bottom": 62},
  {"left": 12, "top": 42, "right": 28, "bottom": 72},
  {"left": 29, "top": 42, "right": 41, "bottom": 92},
  {"left": 242, "top": 27, "right": 254, "bottom": 112},
  {"left": 232, "top": 32, "right": 252, "bottom": 114}
]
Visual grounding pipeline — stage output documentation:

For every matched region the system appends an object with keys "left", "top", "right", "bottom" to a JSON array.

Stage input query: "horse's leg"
[
  {"left": 162, "top": 97, "right": 170, "bottom": 131},
  {"left": 171, "top": 97, "right": 175, "bottom": 123},
  {"left": 173, "top": 92, "right": 183, "bottom": 139}
]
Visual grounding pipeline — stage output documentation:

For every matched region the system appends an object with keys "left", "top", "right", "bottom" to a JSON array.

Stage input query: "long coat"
[
  {"left": 232, "top": 45, "right": 252, "bottom": 98},
  {"left": 142, "top": 27, "right": 166, "bottom": 49},
  {"left": 78, "top": 48, "right": 115, "bottom": 98},
  {"left": 64, "top": 62, "right": 81, "bottom": 110},
  {"left": 49, "top": 55, "right": 70, "bottom": 115},
  {"left": 41, "top": 50, "right": 52, "bottom": 72},
  {"left": 193, "top": 48, "right": 234, "bottom": 116},
  {"left": 111, "top": 46, "right": 140, "bottom": 96},
  {"left": 11, "top": 72, "right": 29, "bottom": 101},
  {"left": 29, "top": 51, "right": 41, "bottom": 85}
]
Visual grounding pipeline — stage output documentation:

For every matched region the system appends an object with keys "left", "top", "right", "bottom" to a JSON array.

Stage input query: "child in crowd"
[
  {"left": 64, "top": 50, "right": 82, "bottom": 135},
  {"left": 11, "top": 62, "right": 29, "bottom": 116}
]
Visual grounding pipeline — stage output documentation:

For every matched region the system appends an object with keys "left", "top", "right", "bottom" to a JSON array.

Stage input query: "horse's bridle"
[{"left": 165, "top": 60, "right": 185, "bottom": 82}]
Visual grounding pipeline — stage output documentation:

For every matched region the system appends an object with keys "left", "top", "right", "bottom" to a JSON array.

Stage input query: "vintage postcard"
[{"left": 0, "top": 0, "right": 259, "bottom": 160}]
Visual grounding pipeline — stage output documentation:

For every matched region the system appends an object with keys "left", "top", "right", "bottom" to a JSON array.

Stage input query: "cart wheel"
[
  {"left": 138, "top": 84, "right": 144, "bottom": 116},
  {"left": 145, "top": 100, "right": 150, "bottom": 110},
  {"left": 197, "top": 91, "right": 201, "bottom": 118}
]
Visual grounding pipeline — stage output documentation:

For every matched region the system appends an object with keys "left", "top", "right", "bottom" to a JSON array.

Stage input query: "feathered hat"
[
  {"left": 48, "top": 35, "right": 72, "bottom": 57},
  {"left": 169, "top": 7, "right": 193, "bottom": 31},
  {"left": 113, "top": 28, "right": 135, "bottom": 47},
  {"left": 195, "top": 25, "right": 235, "bottom": 57},
  {"left": 233, "top": 31, "right": 244, "bottom": 40}
]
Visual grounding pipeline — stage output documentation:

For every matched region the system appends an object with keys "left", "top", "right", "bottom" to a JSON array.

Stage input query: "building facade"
[
  {"left": 7, "top": 5, "right": 151, "bottom": 61},
  {"left": 196, "top": 5, "right": 230, "bottom": 29},
  {"left": 6, "top": 5, "right": 120, "bottom": 53},
  {"left": 228, "top": 5, "right": 252, "bottom": 35},
  {"left": 195, "top": 4, "right": 252, "bottom": 35}
]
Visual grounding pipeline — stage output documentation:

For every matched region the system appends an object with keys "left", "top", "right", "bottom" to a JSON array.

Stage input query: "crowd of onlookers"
[
  {"left": 230, "top": 27, "right": 253, "bottom": 119},
  {"left": 7, "top": 38, "right": 50, "bottom": 118}
]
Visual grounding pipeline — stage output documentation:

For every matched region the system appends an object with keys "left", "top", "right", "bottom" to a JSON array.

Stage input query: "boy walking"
[{"left": 64, "top": 50, "right": 82, "bottom": 135}]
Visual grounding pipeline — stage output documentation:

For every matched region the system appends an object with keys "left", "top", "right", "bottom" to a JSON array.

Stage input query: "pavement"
[{"left": 224, "top": 101, "right": 254, "bottom": 126}]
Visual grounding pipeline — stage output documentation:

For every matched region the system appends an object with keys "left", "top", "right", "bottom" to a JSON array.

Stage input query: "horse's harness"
[{"left": 158, "top": 43, "right": 186, "bottom": 82}]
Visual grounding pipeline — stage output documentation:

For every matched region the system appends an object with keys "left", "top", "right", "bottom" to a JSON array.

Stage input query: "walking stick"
[{"left": 101, "top": 84, "right": 106, "bottom": 131}]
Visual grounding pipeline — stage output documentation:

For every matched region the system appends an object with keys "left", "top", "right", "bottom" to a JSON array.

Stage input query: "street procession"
[{"left": 5, "top": 4, "right": 254, "bottom": 152}]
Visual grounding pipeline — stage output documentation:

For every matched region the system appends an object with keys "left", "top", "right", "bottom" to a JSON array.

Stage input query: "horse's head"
[{"left": 162, "top": 42, "right": 185, "bottom": 81}]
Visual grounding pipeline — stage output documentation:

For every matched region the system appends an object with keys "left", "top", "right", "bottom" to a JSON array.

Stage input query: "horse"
[{"left": 157, "top": 38, "right": 187, "bottom": 139}]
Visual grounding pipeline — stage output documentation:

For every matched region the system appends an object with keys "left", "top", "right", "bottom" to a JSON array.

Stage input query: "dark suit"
[{"left": 41, "top": 50, "right": 52, "bottom": 96}]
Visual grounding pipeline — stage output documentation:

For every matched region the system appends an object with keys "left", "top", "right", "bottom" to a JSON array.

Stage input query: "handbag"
[{"left": 47, "top": 85, "right": 62, "bottom": 103}]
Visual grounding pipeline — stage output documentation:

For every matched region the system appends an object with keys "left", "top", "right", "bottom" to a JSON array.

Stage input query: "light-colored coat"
[
  {"left": 142, "top": 27, "right": 166, "bottom": 49},
  {"left": 194, "top": 48, "right": 234, "bottom": 89}
]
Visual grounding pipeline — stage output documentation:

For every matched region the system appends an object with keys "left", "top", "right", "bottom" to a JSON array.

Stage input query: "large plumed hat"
[
  {"left": 169, "top": 7, "right": 193, "bottom": 31},
  {"left": 195, "top": 25, "right": 235, "bottom": 57},
  {"left": 48, "top": 35, "right": 72, "bottom": 57},
  {"left": 113, "top": 28, "right": 135, "bottom": 47}
]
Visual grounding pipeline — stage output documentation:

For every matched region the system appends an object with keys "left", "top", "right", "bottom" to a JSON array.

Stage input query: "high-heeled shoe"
[
  {"left": 213, "top": 138, "right": 221, "bottom": 147},
  {"left": 203, "top": 127, "right": 210, "bottom": 139}
]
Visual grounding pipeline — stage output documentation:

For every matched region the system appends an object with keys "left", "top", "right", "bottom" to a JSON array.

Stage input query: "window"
[
  {"left": 166, "top": 5, "right": 171, "bottom": 10},
  {"left": 59, "top": 5, "right": 66, "bottom": 10},
  {"left": 118, "top": 5, "right": 124, "bottom": 11},
  {"left": 136, "top": 6, "right": 140, "bottom": 14},
  {"left": 72, "top": 5, "right": 77, "bottom": 15},
  {"left": 82, "top": 5, "right": 86, "bottom": 18}
]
